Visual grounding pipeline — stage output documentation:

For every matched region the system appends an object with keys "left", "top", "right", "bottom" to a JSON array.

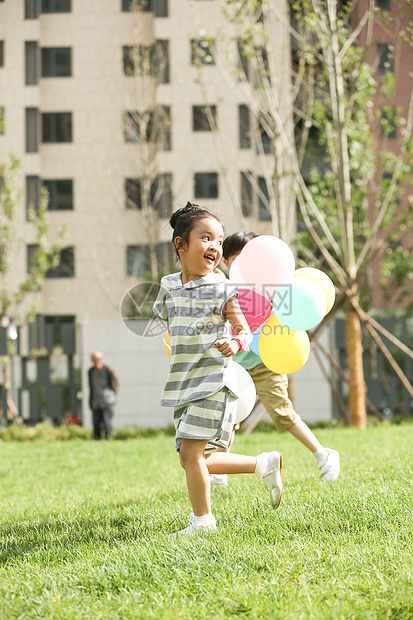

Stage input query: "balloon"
[
  {"left": 250, "top": 323, "right": 265, "bottom": 355},
  {"left": 272, "top": 278, "right": 327, "bottom": 331},
  {"left": 237, "top": 287, "right": 273, "bottom": 331},
  {"left": 233, "top": 362, "right": 257, "bottom": 423},
  {"left": 293, "top": 268, "right": 335, "bottom": 314},
  {"left": 258, "top": 315, "right": 310, "bottom": 374},
  {"left": 229, "top": 254, "right": 251, "bottom": 290},
  {"left": 238, "top": 235, "right": 295, "bottom": 297},
  {"left": 163, "top": 330, "right": 171, "bottom": 359}
]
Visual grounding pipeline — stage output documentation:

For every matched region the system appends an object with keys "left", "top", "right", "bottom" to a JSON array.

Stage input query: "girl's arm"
[{"left": 214, "top": 295, "right": 252, "bottom": 357}]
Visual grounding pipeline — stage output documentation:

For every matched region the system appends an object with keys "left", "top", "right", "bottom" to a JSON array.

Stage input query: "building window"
[
  {"left": 125, "top": 173, "right": 172, "bottom": 217},
  {"left": 126, "top": 245, "right": 151, "bottom": 277},
  {"left": 380, "top": 107, "right": 397, "bottom": 139},
  {"left": 123, "top": 111, "right": 153, "bottom": 143},
  {"left": 45, "top": 315, "right": 75, "bottom": 348},
  {"left": 122, "top": 0, "right": 168, "bottom": 17},
  {"left": 25, "top": 0, "right": 40, "bottom": 19},
  {"left": 0, "top": 41, "right": 4, "bottom": 67},
  {"left": 27, "top": 245, "right": 75, "bottom": 278},
  {"left": 43, "top": 180, "right": 73, "bottom": 210},
  {"left": 237, "top": 40, "right": 249, "bottom": 81},
  {"left": 25, "top": 41, "right": 39, "bottom": 85},
  {"left": 258, "top": 119, "right": 271, "bottom": 154},
  {"left": 41, "top": 48, "right": 71, "bottom": 77},
  {"left": 258, "top": 177, "right": 271, "bottom": 221},
  {"left": 241, "top": 172, "right": 254, "bottom": 217},
  {"left": 194, "top": 173, "right": 218, "bottom": 199},
  {"left": 377, "top": 43, "right": 394, "bottom": 74},
  {"left": 239, "top": 104, "right": 251, "bottom": 149},
  {"left": 193, "top": 106, "right": 217, "bottom": 131},
  {"left": 42, "top": 112, "right": 72, "bottom": 143},
  {"left": 375, "top": 0, "right": 390, "bottom": 9},
  {"left": 0, "top": 106, "right": 4, "bottom": 135},
  {"left": 41, "top": 0, "right": 71, "bottom": 12},
  {"left": 26, "top": 176, "right": 41, "bottom": 216},
  {"left": 123, "top": 40, "right": 169, "bottom": 83},
  {"left": 26, "top": 108, "right": 39, "bottom": 152},
  {"left": 191, "top": 39, "right": 215, "bottom": 65},
  {"left": 157, "top": 105, "right": 171, "bottom": 151}
]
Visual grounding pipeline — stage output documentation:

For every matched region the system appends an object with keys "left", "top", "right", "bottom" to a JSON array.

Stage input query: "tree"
[
  {"left": 219, "top": 0, "right": 413, "bottom": 427},
  {"left": 0, "top": 154, "right": 61, "bottom": 424}
]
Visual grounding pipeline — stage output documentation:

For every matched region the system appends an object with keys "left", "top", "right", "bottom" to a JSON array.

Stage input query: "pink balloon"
[
  {"left": 237, "top": 288, "right": 273, "bottom": 331},
  {"left": 229, "top": 255, "right": 251, "bottom": 290},
  {"left": 238, "top": 236, "right": 295, "bottom": 297}
]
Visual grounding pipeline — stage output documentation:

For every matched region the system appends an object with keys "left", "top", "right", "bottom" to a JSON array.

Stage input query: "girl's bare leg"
[
  {"left": 205, "top": 451, "right": 256, "bottom": 475},
  {"left": 179, "top": 438, "right": 211, "bottom": 516}
]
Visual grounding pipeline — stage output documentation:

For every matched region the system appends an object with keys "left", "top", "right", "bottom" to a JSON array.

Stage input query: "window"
[
  {"left": 123, "top": 111, "right": 153, "bottom": 143},
  {"left": 237, "top": 40, "right": 249, "bottom": 80},
  {"left": 41, "top": 48, "right": 71, "bottom": 77},
  {"left": 157, "top": 105, "right": 171, "bottom": 151},
  {"left": 380, "top": 107, "right": 397, "bottom": 139},
  {"left": 25, "top": 0, "right": 40, "bottom": 19},
  {"left": 42, "top": 112, "right": 72, "bottom": 143},
  {"left": 126, "top": 242, "right": 173, "bottom": 278},
  {"left": 258, "top": 119, "right": 271, "bottom": 154},
  {"left": 44, "top": 315, "right": 75, "bottom": 348},
  {"left": 194, "top": 173, "right": 218, "bottom": 199},
  {"left": 191, "top": 39, "right": 215, "bottom": 65},
  {"left": 122, "top": 0, "right": 168, "bottom": 17},
  {"left": 41, "top": 0, "right": 71, "bottom": 12},
  {"left": 27, "top": 246, "right": 75, "bottom": 278},
  {"left": 126, "top": 245, "right": 151, "bottom": 277},
  {"left": 25, "top": 42, "right": 39, "bottom": 85},
  {"left": 375, "top": 0, "right": 390, "bottom": 9},
  {"left": 0, "top": 41, "right": 4, "bottom": 67},
  {"left": 123, "top": 40, "right": 169, "bottom": 83},
  {"left": 151, "top": 173, "right": 172, "bottom": 218},
  {"left": 43, "top": 180, "right": 73, "bottom": 210},
  {"left": 26, "top": 176, "right": 41, "bottom": 216},
  {"left": 26, "top": 108, "right": 39, "bottom": 152},
  {"left": 258, "top": 177, "right": 271, "bottom": 221},
  {"left": 125, "top": 173, "right": 172, "bottom": 217},
  {"left": 0, "top": 106, "right": 4, "bottom": 135},
  {"left": 193, "top": 106, "right": 217, "bottom": 131},
  {"left": 241, "top": 172, "right": 254, "bottom": 217},
  {"left": 239, "top": 105, "right": 251, "bottom": 149},
  {"left": 377, "top": 43, "right": 394, "bottom": 74}
]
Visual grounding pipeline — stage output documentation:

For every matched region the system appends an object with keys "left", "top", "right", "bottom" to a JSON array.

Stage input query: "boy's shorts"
[
  {"left": 247, "top": 363, "right": 301, "bottom": 432},
  {"left": 174, "top": 387, "right": 237, "bottom": 452}
]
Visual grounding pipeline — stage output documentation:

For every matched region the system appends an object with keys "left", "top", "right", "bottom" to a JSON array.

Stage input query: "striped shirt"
[{"left": 153, "top": 271, "right": 239, "bottom": 407}]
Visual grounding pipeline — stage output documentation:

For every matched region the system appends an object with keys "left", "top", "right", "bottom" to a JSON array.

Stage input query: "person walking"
[{"left": 88, "top": 351, "right": 118, "bottom": 440}]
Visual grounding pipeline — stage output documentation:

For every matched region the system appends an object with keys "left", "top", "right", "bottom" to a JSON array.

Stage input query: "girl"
[{"left": 153, "top": 203, "right": 283, "bottom": 537}]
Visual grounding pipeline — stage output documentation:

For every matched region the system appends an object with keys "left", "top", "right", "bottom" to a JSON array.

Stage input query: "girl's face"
[{"left": 177, "top": 217, "right": 224, "bottom": 279}]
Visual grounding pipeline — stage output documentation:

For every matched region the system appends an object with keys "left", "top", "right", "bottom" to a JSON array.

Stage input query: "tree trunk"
[{"left": 345, "top": 304, "right": 367, "bottom": 428}]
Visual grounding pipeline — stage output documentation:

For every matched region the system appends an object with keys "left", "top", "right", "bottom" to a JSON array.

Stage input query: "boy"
[{"left": 211, "top": 232, "right": 340, "bottom": 485}]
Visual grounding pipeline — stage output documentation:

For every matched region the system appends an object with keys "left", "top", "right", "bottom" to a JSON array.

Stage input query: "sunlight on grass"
[{"left": 0, "top": 426, "right": 412, "bottom": 619}]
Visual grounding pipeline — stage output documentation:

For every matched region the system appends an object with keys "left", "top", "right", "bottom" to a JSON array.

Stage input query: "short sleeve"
[{"left": 152, "top": 277, "right": 169, "bottom": 321}]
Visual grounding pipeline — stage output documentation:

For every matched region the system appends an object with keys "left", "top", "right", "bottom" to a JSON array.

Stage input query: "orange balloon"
[{"left": 163, "top": 330, "right": 171, "bottom": 359}]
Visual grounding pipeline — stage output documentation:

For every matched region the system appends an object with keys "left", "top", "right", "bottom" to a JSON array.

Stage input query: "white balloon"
[{"left": 233, "top": 362, "right": 257, "bottom": 423}]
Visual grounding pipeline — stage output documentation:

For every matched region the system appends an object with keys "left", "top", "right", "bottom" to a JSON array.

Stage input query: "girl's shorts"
[{"left": 174, "top": 387, "right": 237, "bottom": 452}]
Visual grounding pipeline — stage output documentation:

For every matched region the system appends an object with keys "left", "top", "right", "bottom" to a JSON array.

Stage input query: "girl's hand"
[{"left": 214, "top": 338, "right": 239, "bottom": 357}]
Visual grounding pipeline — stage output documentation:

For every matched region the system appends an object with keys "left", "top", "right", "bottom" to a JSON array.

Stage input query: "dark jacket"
[{"left": 88, "top": 365, "right": 118, "bottom": 409}]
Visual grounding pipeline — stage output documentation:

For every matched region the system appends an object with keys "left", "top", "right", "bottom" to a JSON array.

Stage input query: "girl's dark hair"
[
  {"left": 170, "top": 202, "right": 223, "bottom": 257},
  {"left": 222, "top": 231, "right": 256, "bottom": 260}
]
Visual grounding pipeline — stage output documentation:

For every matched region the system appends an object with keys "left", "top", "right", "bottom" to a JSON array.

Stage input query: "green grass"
[{"left": 0, "top": 426, "right": 412, "bottom": 619}]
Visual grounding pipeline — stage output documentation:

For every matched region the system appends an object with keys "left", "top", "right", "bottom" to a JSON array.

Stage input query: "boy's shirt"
[{"left": 234, "top": 349, "right": 262, "bottom": 370}]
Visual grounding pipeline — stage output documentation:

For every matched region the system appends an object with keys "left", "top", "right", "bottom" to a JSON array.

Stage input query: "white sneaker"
[
  {"left": 210, "top": 474, "right": 228, "bottom": 487},
  {"left": 171, "top": 512, "right": 217, "bottom": 538},
  {"left": 255, "top": 452, "right": 283, "bottom": 509},
  {"left": 317, "top": 448, "right": 340, "bottom": 481}
]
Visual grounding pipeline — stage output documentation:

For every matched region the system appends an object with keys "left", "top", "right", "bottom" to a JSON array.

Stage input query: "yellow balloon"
[
  {"left": 258, "top": 315, "right": 310, "bottom": 374},
  {"left": 163, "top": 330, "right": 171, "bottom": 359},
  {"left": 293, "top": 268, "right": 335, "bottom": 314}
]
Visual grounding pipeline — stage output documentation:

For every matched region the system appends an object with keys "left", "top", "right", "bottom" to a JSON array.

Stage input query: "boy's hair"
[
  {"left": 222, "top": 231, "right": 256, "bottom": 260},
  {"left": 170, "top": 202, "right": 223, "bottom": 257}
]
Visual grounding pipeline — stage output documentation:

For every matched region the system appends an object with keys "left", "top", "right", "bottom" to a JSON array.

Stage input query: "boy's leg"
[{"left": 205, "top": 451, "right": 256, "bottom": 474}]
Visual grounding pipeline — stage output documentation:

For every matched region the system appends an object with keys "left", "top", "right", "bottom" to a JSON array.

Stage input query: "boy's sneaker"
[
  {"left": 210, "top": 474, "right": 228, "bottom": 487},
  {"left": 317, "top": 448, "right": 340, "bottom": 481},
  {"left": 255, "top": 452, "right": 283, "bottom": 509},
  {"left": 171, "top": 512, "right": 217, "bottom": 538}
]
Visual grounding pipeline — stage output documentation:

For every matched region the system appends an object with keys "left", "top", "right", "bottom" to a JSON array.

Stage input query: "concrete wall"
[{"left": 80, "top": 320, "right": 333, "bottom": 429}]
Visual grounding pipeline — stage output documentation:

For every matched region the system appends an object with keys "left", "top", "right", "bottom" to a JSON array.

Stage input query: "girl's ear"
[{"left": 174, "top": 236, "right": 186, "bottom": 253}]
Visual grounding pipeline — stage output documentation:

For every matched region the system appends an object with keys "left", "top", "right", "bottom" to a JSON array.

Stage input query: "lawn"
[{"left": 0, "top": 425, "right": 412, "bottom": 619}]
